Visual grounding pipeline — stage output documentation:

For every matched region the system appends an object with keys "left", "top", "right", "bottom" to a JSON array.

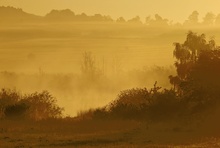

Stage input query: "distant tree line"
[
  {"left": 44, "top": 9, "right": 220, "bottom": 26},
  {"left": 2, "top": 6, "right": 220, "bottom": 27}
]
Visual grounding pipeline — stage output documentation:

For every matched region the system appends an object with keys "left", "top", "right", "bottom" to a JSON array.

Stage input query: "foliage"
[
  {"left": 23, "top": 91, "right": 63, "bottom": 120},
  {"left": 107, "top": 83, "right": 182, "bottom": 121},
  {"left": 170, "top": 31, "right": 220, "bottom": 117},
  {"left": 4, "top": 103, "right": 28, "bottom": 119},
  {"left": 170, "top": 31, "right": 217, "bottom": 87},
  {"left": 180, "top": 49, "right": 220, "bottom": 114},
  {"left": 0, "top": 89, "right": 63, "bottom": 120},
  {"left": 77, "top": 31, "right": 220, "bottom": 124},
  {"left": 0, "top": 89, "right": 21, "bottom": 118},
  {"left": 78, "top": 82, "right": 182, "bottom": 122}
]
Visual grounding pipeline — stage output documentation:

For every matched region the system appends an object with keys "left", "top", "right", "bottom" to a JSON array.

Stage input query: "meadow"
[
  {"left": 1, "top": 8, "right": 220, "bottom": 147},
  {"left": 1, "top": 21, "right": 220, "bottom": 116},
  {"left": 1, "top": 118, "right": 220, "bottom": 147}
]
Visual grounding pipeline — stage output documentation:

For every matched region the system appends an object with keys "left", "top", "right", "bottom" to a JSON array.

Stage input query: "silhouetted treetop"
[
  {"left": 170, "top": 31, "right": 220, "bottom": 106},
  {"left": 45, "top": 9, "right": 113, "bottom": 22},
  {"left": 145, "top": 14, "right": 168, "bottom": 27},
  {"left": 45, "top": 9, "right": 75, "bottom": 20},
  {"left": 203, "top": 12, "right": 215, "bottom": 26},
  {"left": 2, "top": 6, "right": 220, "bottom": 26},
  {"left": 116, "top": 17, "right": 126, "bottom": 23},
  {"left": 127, "top": 16, "right": 142, "bottom": 24},
  {"left": 184, "top": 11, "right": 199, "bottom": 26}
]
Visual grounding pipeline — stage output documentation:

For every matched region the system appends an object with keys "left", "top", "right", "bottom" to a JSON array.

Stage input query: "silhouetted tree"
[
  {"left": 116, "top": 17, "right": 126, "bottom": 23},
  {"left": 145, "top": 16, "right": 151, "bottom": 25},
  {"left": 45, "top": 9, "right": 75, "bottom": 21},
  {"left": 75, "top": 13, "right": 88, "bottom": 21},
  {"left": 170, "top": 31, "right": 220, "bottom": 116},
  {"left": 127, "top": 16, "right": 142, "bottom": 24},
  {"left": 189, "top": 11, "right": 199, "bottom": 24},
  {"left": 93, "top": 14, "right": 103, "bottom": 21},
  {"left": 184, "top": 11, "right": 199, "bottom": 26},
  {"left": 173, "top": 43, "right": 191, "bottom": 64},
  {"left": 145, "top": 14, "right": 168, "bottom": 27},
  {"left": 103, "top": 15, "right": 113, "bottom": 22},
  {"left": 169, "top": 75, "right": 181, "bottom": 91},
  {"left": 184, "top": 31, "right": 207, "bottom": 62},
  {"left": 170, "top": 31, "right": 217, "bottom": 93},
  {"left": 91, "top": 14, "right": 113, "bottom": 22},
  {"left": 81, "top": 52, "right": 102, "bottom": 81},
  {"left": 202, "top": 12, "right": 215, "bottom": 26}
]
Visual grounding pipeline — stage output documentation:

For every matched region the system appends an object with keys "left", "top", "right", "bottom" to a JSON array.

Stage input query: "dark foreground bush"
[
  {"left": 76, "top": 83, "right": 185, "bottom": 122},
  {"left": 76, "top": 32, "right": 220, "bottom": 129},
  {"left": 0, "top": 89, "right": 63, "bottom": 120},
  {"left": 108, "top": 85, "right": 182, "bottom": 121},
  {"left": 4, "top": 103, "right": 28, "bottom": 119},
  {"left": 77, "top": 84, "right": 219, "bottom": 124}
]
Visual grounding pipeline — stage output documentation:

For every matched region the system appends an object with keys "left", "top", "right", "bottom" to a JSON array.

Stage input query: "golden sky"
[{"left": 1, "top": 0, "right": 220, "bottom": 22}]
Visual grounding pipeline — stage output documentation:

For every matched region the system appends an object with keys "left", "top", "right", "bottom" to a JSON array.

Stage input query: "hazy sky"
[{"left": 1, "top": 0, "right": 220, "bottom": 23}]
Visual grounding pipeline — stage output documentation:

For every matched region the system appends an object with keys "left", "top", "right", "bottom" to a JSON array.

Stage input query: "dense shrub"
[
  {"left": 107, "top": 85, "right": 182, "bottom": 121},
  {"left": 0, "top": 89, "right": 21, "bottom": 118},
  {"left": 77, "top": 83, "right": 183, "bottom": 122},
  {"left": 23, "top": 91, "right": 63, "bottom": 120},
  {"left": 108, "top": 87, "right": 152, "bottom": 119},
  {"left": 0, "top": 89, "right": 63, "bottom": 120},
  {"left": 147, "top": 89, "right": 181, "bottom": 121},
  {"left": 4, "top": 103, "right": 28, "bottom": 119}
]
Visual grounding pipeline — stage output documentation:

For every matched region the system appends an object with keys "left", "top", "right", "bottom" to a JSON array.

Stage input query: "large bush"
[
  {"left": 0, "top": 89, "right": 63, "bottom": 120},
  {"left": 0, "top": 89, "right": 21, "bottom": 118},
  {"left": 76, "top": 82, "right": 182, "bottom": 122},
  {"left": 108, "top": 84, "right": 181, "bottom": 121}
]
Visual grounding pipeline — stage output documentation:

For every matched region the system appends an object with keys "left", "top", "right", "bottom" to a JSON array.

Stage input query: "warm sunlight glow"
[
  {"left": 1, "top": 1, "right": 220, "bottom": 147},
  {"left": 1, "top": 0, "right": 220, "bottom": 22}
]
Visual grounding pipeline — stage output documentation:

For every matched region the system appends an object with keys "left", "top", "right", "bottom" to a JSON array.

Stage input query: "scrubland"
[{"left": 2, "top": 7, "right": 220, "bottom": 147}]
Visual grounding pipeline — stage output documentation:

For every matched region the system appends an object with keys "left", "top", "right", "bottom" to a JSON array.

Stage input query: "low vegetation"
[
  {"left": 0, "top": 89, "right": 63, "bottom": 120},
  {"left": 1, "top": 31, "right": 220, "bottom": 147},
  {"left": 77, "top": 32, "right": 220, "bottom": 125}
]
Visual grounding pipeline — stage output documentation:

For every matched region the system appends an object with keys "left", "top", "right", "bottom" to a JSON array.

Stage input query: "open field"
[
  {"left": 1, "top": 119, "right": 220, "bottom": 148},
  {"left": 2, "top": 22, "right": 220, "bottom": 116},
  {"left": 1, "top": 8, "right": 220, "bottom": 147},
  {"left": 0, "top": 22, "right": 176, "bottom": 73},
  {"left": 2, "top": 22, "right": 220, "bottom": 74}
]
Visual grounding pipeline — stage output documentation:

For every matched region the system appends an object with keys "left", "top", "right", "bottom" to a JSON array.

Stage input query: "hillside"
[{"left": 0, "top": 6, "right": 41, "bottom": 23}]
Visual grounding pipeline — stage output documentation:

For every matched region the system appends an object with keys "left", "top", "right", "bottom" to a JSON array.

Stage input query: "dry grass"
[{"left": 1, "top": 119, "right": 220, "bottom": 148}]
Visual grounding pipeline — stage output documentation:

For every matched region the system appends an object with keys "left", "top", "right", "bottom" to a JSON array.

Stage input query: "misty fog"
[{"left": 1, "top": 7, "right": 220, "bottom": 116}]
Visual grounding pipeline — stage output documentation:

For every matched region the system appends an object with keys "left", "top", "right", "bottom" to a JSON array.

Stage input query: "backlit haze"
[{"left": 1, "top": 0, "right": 220, "bottom": 23}]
